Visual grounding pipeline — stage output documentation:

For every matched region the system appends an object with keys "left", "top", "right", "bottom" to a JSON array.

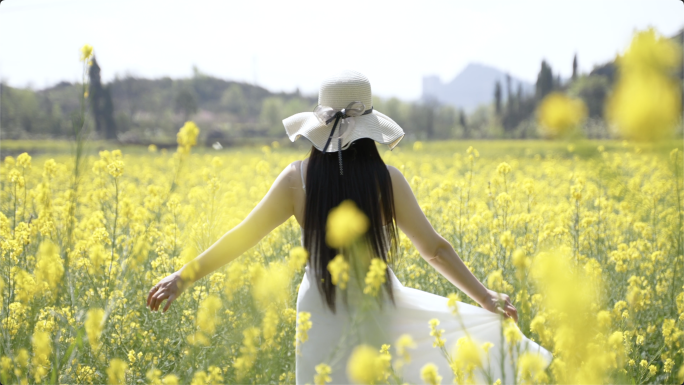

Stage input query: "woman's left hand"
[
  {"left": 147, "top": 271, "right": 189, "bottom": 313},
  {"left": 479, "top": 289, "right": 518, "bottom": 322}
]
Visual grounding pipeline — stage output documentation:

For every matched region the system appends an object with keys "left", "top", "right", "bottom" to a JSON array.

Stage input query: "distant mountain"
[{"left": 422, "top": 63, "right": 534, "bottom": 112}]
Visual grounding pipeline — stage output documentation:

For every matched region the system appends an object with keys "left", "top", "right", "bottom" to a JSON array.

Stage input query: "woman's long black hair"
[{"left": 303, "top": 138, "right": 399, "bottom": 313}]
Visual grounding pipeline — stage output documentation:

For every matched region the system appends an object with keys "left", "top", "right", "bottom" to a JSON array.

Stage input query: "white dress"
[{"left": 295, "top": 167, "right": 552, "bottom": 384}]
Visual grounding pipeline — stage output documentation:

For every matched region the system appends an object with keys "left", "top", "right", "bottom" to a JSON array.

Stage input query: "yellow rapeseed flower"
[
  {"left": 420, "top": 363, "right": 442, "bottom": 385},
  {"left": 327, "top": 254, "right": 350, "bottom": 289},
  {"left": 512, "top": 249, "right": 530, "bottom": 272},
  {"left": 326, "top": 200, "right": 369, "bottom": 248},
  {"left": 85, "top": 308, "right": 105, "bottom": 352},
  {"left": 146, "top": 368, "right": 162, "bottom": 385},
  {"left": 496, "top": 161, "right": 511, "bottom": 176},
  {"left": 429, "top": 318, "right": 446, "bottom": 348},
  {"left": 31, "top": 330, "right": 51, "bottom": 383},
  {"left": 106, "top": 358, "right": 127, "bottom": 385},
  {"left": 162, "top": 374, "right": 179, "bottom": 385},
  {"left": 34, "top": 240, "right": 64, "bottom": 294},
  {"left": 177, "top": 121, "right": 201, "bottom": 155},
  {"left": 537, "top": 92, "right": 587, "bottom": 138},
  {"left": 606, "top": 28, "right": 681, "bottom": 141},
  {"left": 107, "top": 160, "right": 124, "bottom": 178},
  {"left": 517, "top": 352, "right": 549, "bottom": 384},
  {"left": 80, "top": 44, "right": 93, "bottom": 62},
  {"left": 16, "top": 152, "right": 31, "bottom": 169},
  {"left": 363, "top": 258, "right": 387, "bottom": 296},
  {"left": 346, "top": 344, "right": 388, "bottom": 385},
  {"left": 234, "top": 327, "right": 260, "bottom": 380},
  {"left": 196, "top": 295, "right": 222, "bottom": 335},
  {"left": 453, "top": 336, "right": 483, "bottom": 368},
  {"left": 295, "top": 311, "right": 312, "bottom": 355},
  {"left": 288, "top": 246, "right": 309, "bottom": 272},
  {"left": 251, "top": 261, "right": 291, "bottom": 307},
  {"left": 395, "top": 333, "right": 417, "bottom": 366},
  {"left": 314, "top": 363, "right": 332, "bottom": 385},
  {"left": 447, "top": 292, "right": 461, "bottom": 315},
  {"left": 503, "top": 318, "right": 522, "bottom": 345}
]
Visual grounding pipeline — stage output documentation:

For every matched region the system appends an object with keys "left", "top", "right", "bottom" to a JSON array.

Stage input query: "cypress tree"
[
  {"left": 88, "top": 57, "right": 117, "bottom": 139},
  {"left": 494, "top": 81, "right": 502, "bottom": 116}
]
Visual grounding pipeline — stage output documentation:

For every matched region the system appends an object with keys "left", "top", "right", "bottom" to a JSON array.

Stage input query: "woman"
[{"left": 147, "top": 70, "right": 551, "bottom": 384}]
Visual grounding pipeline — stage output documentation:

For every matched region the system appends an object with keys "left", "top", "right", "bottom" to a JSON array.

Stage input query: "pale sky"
[{"left": 0, "top": 0, "right": 682, "bottom": 100}]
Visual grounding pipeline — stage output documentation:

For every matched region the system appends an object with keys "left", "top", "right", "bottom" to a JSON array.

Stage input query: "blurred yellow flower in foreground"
[
  {"left": 326, "top": 200, "right": 369, "bottom": 248},
  {"left": 295, "top": 311, "right": 312, "bottom": 355},
  {"left": 162, "top": 374, "right": 179, "bottom": 385},
  {"left": 314, "top": 363, "right": 332, "bottom": 385},
  {"left": 537, "top": 92, "right": 587, "bottom": 138},
  {"left": 429, "top": 318, "right": 445, "bottom": 348},
  {"left": 453, "top": 335, "right": 483, "bottom": 368},
  {"left": 327, "top": 254, "right": 350, "bottom": 289},
  {"left": 363, "top": 258, "right": 387, "bottom": 296},
  {"left": 196, "top": 295, "right": 222, "bottom": 335},
  {"left": 288, "top": 246, "right": 309, "bottom": 272},
  {"left": 517, "top": 352, "right": 549, "bottom": 384},
  {"left": 606, "top": 28, "right": 681, "bottom": 141},
  {"left": 177, "top": 121, "right": 200, "bottom": 155},
  {"left": 395, "top": 333, "right": 417, "bottom": 366},
  {"left": 107, "top": 358, "right": 128, "bottom": 385},
  {"left": 252, "top": 261, "right": 291, "bottom": 307},
  {"left": 34, "top": 240, "right": 63, "bottom": 294},
  {"left": 31, "top": 330, "right": 51, "bottom": 382},
  {"left": 80, "top": 44, "right": 93, "bottom": 62},
  {"left": 85, "top": 308, "right": 105, "bottom": 352},
  {"left": 346, "top": 344, "right": 389, "bottom": 384},
  {"left": 420, "top": 363, "right": 442, "bottom": 385}
]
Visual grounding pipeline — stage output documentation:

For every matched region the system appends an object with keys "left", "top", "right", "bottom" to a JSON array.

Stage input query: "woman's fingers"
[
  {"left": 163, "top": 294, "right": 176, "bottom": 313},
  {"left": 505, "top": 303, "right": 518, "bottom": 322},
  {"left": 147, "top": 286, "right": 159, "bottom": 308},
  {"left": 151, "top": 290, "right": 169, "bottom": 311}
]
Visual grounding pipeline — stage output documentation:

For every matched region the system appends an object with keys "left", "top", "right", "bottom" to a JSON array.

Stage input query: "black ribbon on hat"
[{"left": 314, "top": 101, "right": 374, "bottom": 175}]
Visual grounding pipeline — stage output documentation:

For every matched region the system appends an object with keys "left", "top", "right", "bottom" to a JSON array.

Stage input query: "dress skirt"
[{"left": 295, "top": 263, "right": 552, "bottom": 384}]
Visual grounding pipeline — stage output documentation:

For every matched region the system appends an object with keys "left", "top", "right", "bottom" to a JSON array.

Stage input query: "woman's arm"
[
  {"left": 387, "top": 166, "right": 518, "bottom": 321},
  {"left": 147, "top": 162, "right": 297, "bottom": 312}
]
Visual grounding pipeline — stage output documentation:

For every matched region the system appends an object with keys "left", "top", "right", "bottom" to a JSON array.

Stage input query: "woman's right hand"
[
  {"left": 146, "top": 271, "right": 190, "bottom": 313},
  {"left": 479, "top": 288, "right": 518, "bottom": 322}
]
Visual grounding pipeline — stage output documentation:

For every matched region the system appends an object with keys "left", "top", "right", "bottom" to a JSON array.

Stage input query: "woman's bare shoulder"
[{"left": 387, "top": 165, "right": 408, "bottom": 184}]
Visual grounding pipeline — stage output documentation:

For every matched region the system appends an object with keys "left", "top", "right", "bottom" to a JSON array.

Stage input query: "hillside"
[
  {"left": 0, "top": 70, "right": 317, "bottom": 144},
  {"left": 422, "top": 63, "right": 534, "bottom": 112}
]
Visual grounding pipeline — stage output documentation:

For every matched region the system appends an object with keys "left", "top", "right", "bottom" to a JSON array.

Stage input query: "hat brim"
[{"left": 282, "top": 110, "right": 405, "bottom": 152}]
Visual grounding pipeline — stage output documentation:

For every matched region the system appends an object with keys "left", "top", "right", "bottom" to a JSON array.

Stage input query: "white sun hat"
[{"left": 282, "top": 70, "right": 405, "bottom": 161}]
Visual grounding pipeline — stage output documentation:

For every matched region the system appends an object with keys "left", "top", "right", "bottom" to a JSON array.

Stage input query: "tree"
[
  {"left": 88, "top": 57, "right": 117, "bottom": 139},
  {"left": 260, "top": 97, "right": 283, "bottom": 136},
  {"left": 505, "top": 74, "right": 513, "bottom": 111},
  {"left": 494, "top": 81, "right": 502, "bottom": 116},
  {"left": 174, "top": 89, "right": 197, "bottom": 121},
  {"left": 221, "top": 84, "right": 248, "bottom": 116},
  {"left": 567, "top": 75, "right": 610, "bottom": 118},
  {"left": 572, "top": 54, "right": 578, "bottom": 80},
  {"left": 411, "top": 100, "right": 436, "bottom": 139},
  {"left": 459, "top": 109, "right": 469, "bottom": 139},
  {"left": 536, "top": 60, "right": 554, "bottom": 100}
]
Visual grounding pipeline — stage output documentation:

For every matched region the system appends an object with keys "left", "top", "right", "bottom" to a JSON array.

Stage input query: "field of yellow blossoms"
[
  {"left": 1, "top": 27, "right": 683, "bottom": 385},
  {"left": 1, "top": 133, "right": 683, "bottom": 384}
]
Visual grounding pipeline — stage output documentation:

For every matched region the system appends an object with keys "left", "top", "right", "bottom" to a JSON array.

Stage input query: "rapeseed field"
[
  {"left": 1, "top": 27, "right": 683, "bottom": 385},
  {"left": 1, "top": 135, "right": 682, "bottom": 384}
]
